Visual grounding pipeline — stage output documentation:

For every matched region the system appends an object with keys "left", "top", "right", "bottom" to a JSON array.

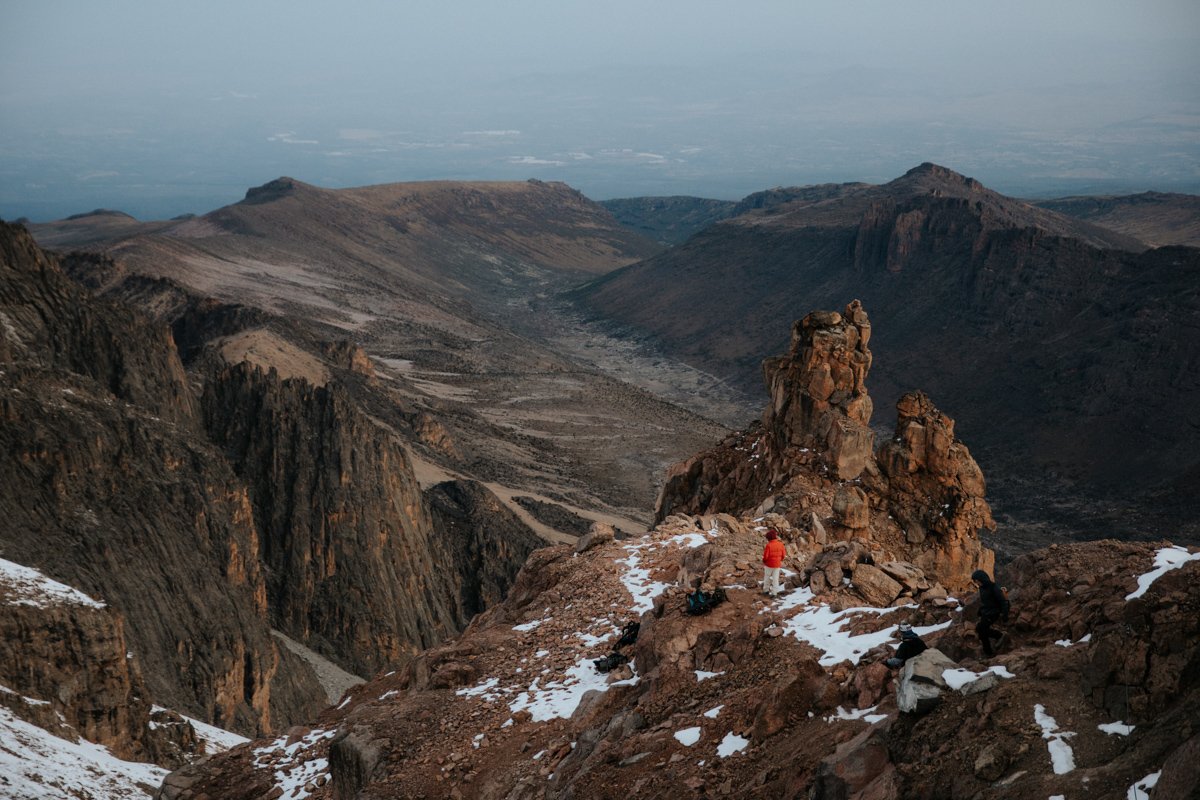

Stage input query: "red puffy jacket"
[{"left": 762, "top": 539, "right": 786, "bottom": 569}]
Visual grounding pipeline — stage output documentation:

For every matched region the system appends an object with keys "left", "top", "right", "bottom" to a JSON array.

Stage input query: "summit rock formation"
[{"left": 656, "top": 302, "right": 993, "bottom": 591}]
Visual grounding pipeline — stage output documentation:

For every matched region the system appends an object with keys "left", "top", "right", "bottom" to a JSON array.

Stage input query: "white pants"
[{"left": 763, "top": 566, "right": 781, "bottom": 596}]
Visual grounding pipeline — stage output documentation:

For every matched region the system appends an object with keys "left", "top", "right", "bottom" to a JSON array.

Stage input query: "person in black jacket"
[
  {"left": 885, "top": 623, "right": 927, "bottom": 668},
  {"left": 972, "top": 569, "right": 1010, "bottom": 656}
]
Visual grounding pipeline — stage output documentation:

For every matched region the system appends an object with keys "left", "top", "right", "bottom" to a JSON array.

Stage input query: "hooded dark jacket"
[{"left": 973, "top": 570, "right": 1010, "bottom": 619}]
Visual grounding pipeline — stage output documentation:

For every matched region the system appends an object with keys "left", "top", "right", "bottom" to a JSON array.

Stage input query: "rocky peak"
[
  {"left": 762, "top": 299, "right": 874, "bottom": 480},
  {"left": 240, "top": 177, "right": 307, "bottom": 205},
  {"left": 656, "top": 302, "right": 992, "bottom": 591},
  {"left": 875, "top": 390, "right": 996, "bottom": 586},
  {"left": 891, "top": 162, "right": 985, "bottom": 195}
]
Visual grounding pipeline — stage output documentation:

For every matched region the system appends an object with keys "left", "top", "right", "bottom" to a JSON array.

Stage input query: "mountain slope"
[
  {"left": 1037, "top": 191, "right": 1200, "bottom": 248},
  {"left": 154, "top": 305, "right": 1200, "bottom": 800},
  {"left": 30, "top": 178, "right": 727, "bottom": 524},
  {"left": 570, "top": 164, "right": 1200, "bottom": 547}
]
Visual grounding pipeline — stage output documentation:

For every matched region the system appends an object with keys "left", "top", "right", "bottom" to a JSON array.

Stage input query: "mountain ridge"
[{"left": 570, "top": 164, "right": 1200, "bottom": 550}]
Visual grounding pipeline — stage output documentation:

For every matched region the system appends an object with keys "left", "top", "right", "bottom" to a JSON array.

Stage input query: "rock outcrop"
[
  {"left": 656, "top": 302, "right": 994, "bottom": 591},
  {"left": 762, "top": 301, "right": 875, "bottom": 480},
  {"left": 876, "top": 390, "right": 996, "bottom": 584}
]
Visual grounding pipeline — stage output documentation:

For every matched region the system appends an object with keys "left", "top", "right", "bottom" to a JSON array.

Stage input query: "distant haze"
[{"left": 2, "top": 0, "right": 1198, "bottom": 221}]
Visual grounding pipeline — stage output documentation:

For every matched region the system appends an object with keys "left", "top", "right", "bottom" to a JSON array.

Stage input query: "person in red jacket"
[{"left": 762, "top": 529, "right": 786, "bottom": 597}]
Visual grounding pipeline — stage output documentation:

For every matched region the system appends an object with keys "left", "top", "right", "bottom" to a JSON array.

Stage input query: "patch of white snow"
[
  {"left": 1126, "top": 546, "right": 1200, "bottom": 600},
  {"left": 1098, "top": 721, "right": 1135, "bottom": 736},
  {"left": 0, "top": 706, "right": 167, "bottom": 799},
  {"left": 508, "top": 658, "right": 638, "bottom": 722},
  {"left": 1033, "top": 704, "right": 1076, "bottom": 775},
  {"left": 674, "top": 727, "right": 702, "bottom": 746},
  {"left": 1127, "top": 771, "right": 1160, "bottom": 799},
  {"left": 0, "top": 558, "right": 105, "bottom": 609},
  {"left": 716, "top": 732, "right": 749, "bottom": 757}
]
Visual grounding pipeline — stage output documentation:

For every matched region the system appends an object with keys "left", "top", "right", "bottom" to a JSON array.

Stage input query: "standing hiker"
[
  {"left": 972, "top": 569, "right": 1010, "bottom": 656},
  {"left": 762, "top": 528, "right": 785, "bottom": 597},
  {"left": 885, "top": 623, "right": 927, "bottom": 669}
]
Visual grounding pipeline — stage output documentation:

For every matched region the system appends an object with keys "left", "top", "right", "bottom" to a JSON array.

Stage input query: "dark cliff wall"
[
  {"left": 0, "top": 222, "right": 324, "bottom": 735},
  {"left": 201, "top": 362, "right": 468, "bottom": 676},
  {"left": 574, "top": 190, "right": 1200, "bottom": 543}
]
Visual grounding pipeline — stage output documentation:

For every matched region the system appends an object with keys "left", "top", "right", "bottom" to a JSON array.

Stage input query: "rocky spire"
[
  {"left": 874, "top": 390, "right": 996, "bottom": 584},
  {"left": 762, "top": 299, "right": 874, "bottom": 479}
]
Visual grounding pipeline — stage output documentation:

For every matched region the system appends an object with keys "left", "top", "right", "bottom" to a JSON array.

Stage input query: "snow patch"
[
  {"left": 941, "top": 665, "right": 1015, "bottom": 690},
  {"left": 0, "top": 705, "right": 167, "bottom": 799},
  {"left": 1033, "top": 705, "right": 1076, "bottom": 774},
  {"left": 507, "top": 658, "right": 639, "bottom": 722},
  {"left": 664, "top": 532, "right": 709, "bottom": 549},
  {"left": 1126, "top": 546, "right": 1200, "bottom": 600},
  {"left": 252, "top": 729, "right": 336, "bottom": 800},
  {"left": 1098, "top": 721, "right": 1135, "bottom": 736},
  {"left": 0, "top": 557, "right": 105, "bottom": 609},
  {"left": 617, "top": 547, "right": 671, "bottom": 614},
  {"left": 1127, "top": 771, "right": 1160, "bottom": 799},
  {"left": 716, "top": 732, "right": 749, "bottom": 757},
  {"left": 703, "top": 705, "right": 724, "bottom": 718},
  {"left": 674, "top": 727, "right": 702, "bottom": 746},
  {"left": 456, "top": 677, "right": 502, "bottom": 702},
  {"left": 781, "top": 600, "right": 904, "bottom": 666},
  {"left": 513, "top": 617, "right": 549, "bottom": 632},
  {"left": 694, "top": 670, "right": 724, "bottom": 682},
  {"left": 825, "top": 705, "right": 887, "bottom": 724}
]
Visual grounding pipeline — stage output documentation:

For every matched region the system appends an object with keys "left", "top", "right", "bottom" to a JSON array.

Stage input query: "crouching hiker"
[
  {"left": 972, "top": 569, "right": 1010, "bottom": 656},
  {"left": 762, "top": 528, "right": 785, "bottom": 597},
  {"left": 885, "top": 623, "right": 927, "bottom": 669}
]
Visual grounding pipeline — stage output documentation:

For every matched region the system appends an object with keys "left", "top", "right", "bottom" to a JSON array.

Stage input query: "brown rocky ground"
[
  {"left": 155, "top": 517, "right": 1200, "bottom": 800},
  {"left": 157, "top": 300, "right": 1199, "bottom": 800}
]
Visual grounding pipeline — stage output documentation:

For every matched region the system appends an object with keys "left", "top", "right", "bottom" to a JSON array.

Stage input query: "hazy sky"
[{"left": 2, "top": 0, "right": 1198, "bottom": 220}]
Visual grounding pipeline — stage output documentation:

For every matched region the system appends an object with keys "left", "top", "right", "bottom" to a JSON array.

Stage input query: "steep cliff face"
[
  {"left": 201, "top": 362, "right": 467, "bottom": 676},
  {"left": 656, "top": 302, "right": 993, "bottom": 591},
  {"left": 425, "top": 480, "right": 545, "bottom": 620},
  {"left": 0, "top": 558, "right": 153, "bottom": 760},
  {"left": 0, "top": 222, "right": 324, "bottom": 735}
]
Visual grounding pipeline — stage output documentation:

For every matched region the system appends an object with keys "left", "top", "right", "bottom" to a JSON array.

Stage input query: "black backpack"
[
  {"left": 685, "top": 587, "right": 727, "bottom": 616},
  {"left": 615, "top": 621, "right": 640, "bottom": 649},
  {"left": 593, "top": 652, "right": 629, "bottom": 673}
]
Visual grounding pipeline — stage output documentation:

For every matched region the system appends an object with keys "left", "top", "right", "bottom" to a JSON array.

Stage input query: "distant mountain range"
[{"left": 574, "top": 163, "right": 1200, "bottom": 550}]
